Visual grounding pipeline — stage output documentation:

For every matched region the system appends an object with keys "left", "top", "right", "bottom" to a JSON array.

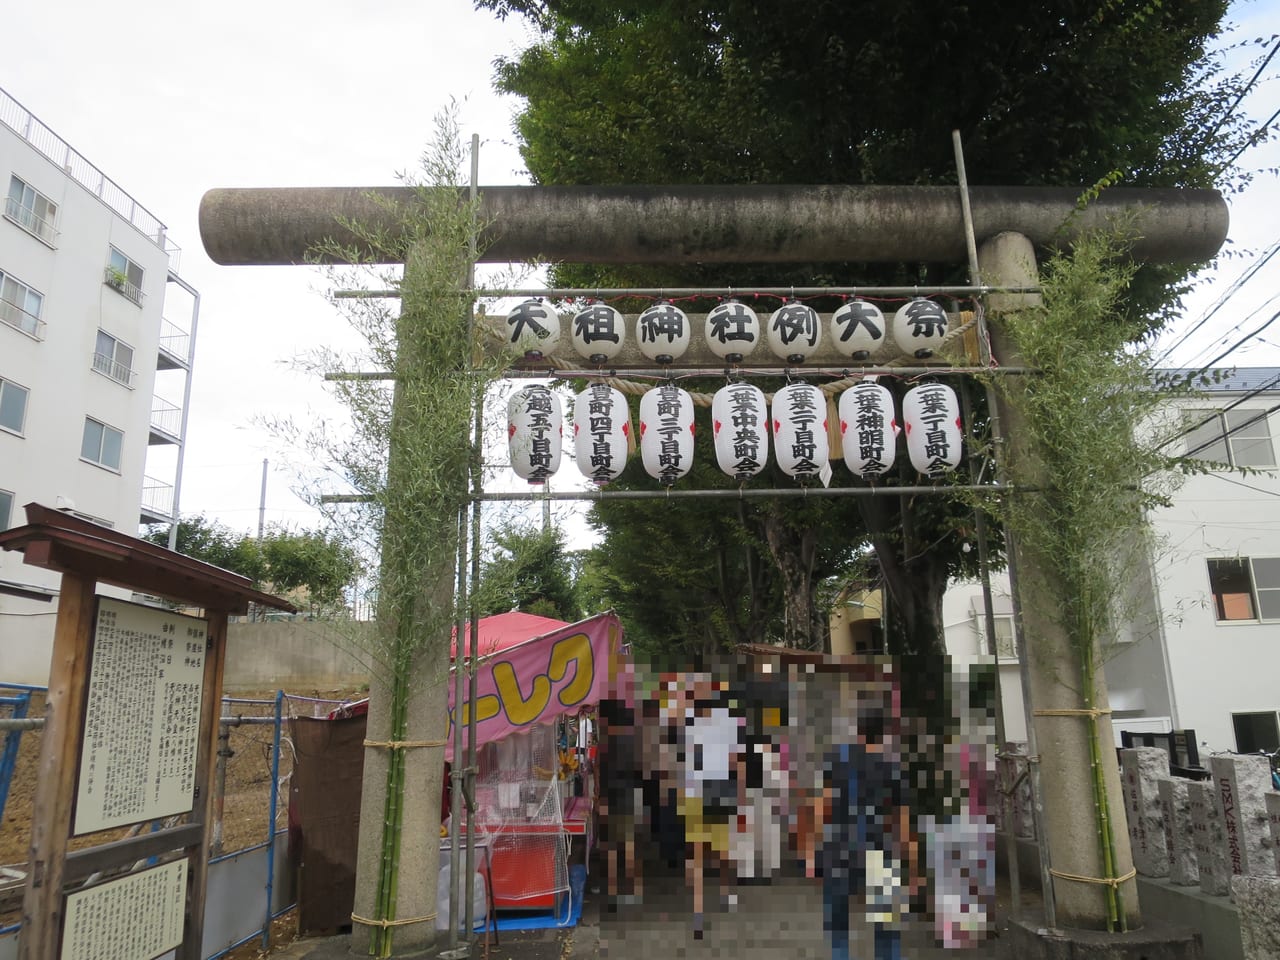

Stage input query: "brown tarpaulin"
[{"left": 289, "top": 713, "right": 366, "bottom": 935}]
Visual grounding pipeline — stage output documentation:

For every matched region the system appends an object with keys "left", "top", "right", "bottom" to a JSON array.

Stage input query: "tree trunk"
[
  {"left": 858, "top": 494, "right": 948, "bottom": 659},
  {"left": 760, "top": 512, "right": 825, "bottom": 650}
]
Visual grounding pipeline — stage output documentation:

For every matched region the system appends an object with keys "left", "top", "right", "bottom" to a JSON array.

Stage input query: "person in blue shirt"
[{"left": 817, "top": 696, "right": 920, "bottom": 960}]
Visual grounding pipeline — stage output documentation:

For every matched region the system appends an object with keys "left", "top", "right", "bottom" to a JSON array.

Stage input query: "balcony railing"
[
  {"left": 91, "top": 351, "right": 134, "bottom": 387},
  {"left": 141, "top": 477, "right": 175, "bottom": 520},
  {"left": 3, "top": 196, "right": 57, "bottom": 246},
  {"left": 151, "top": 398, "right": 182, "bottom": 438},
  {"left": 103, "top": 267, "right": 144, "bottom": 306},
  {"left": 1, "top": 84, "right": 179, "bottom": 265},
  {"left": 0, "top": 297, "right": 45, "bottom": 339},
  {"left": 158, "top": 318, "right": 190, "bottom": 364}
]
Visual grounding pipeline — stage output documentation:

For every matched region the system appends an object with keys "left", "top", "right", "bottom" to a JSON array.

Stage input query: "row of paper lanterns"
[
  {"left": 508, "top": 381, "right": 963, "bottom": 486},
  {"left": 500, "top": 297, "right": 951, "bottom": 364}
]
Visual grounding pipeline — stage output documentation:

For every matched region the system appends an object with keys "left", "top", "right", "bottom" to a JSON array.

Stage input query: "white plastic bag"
[{"left": 435, "top": 859, "right": 488, "bottom": 933}]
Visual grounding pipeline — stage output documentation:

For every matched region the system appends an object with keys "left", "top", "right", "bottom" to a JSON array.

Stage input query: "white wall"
[
  {"left": 942, "top": 578, "right": 1026, "bottom": 742},
  {"left": 1, "top": 112, "right": 175, "bottom": 684},
  {"left": 940, "top": 391, "right": 1280, "bottom": 757},
  {"left": 1145, "top": 402, "right": 1280, "bottom": 752}
]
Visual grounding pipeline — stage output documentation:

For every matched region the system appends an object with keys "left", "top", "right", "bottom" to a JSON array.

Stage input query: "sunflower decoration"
[{"left": 558, "top": 747, "right": 580, "bottom": 780}]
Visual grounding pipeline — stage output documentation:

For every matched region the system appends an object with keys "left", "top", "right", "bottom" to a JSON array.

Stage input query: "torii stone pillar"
[
  {"left": 980, "top": 231, "right": 1141, "bottom": 929},
  {"left": 199, "top": 181, "right": 1227, "bottom": 946}
]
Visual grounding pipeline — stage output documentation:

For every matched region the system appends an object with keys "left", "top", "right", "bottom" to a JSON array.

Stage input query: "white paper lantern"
[
  {"left": 639, "top": 384, "right": 695, "bottom": 485},
  {"left": 571, "top": 302, "right": 626, "bottom": 362},
  {"left": 712, "top": 383, "right": 768, "bottom": 480},
  {"left": 772, "top": 383, "right": 828, "bottom": 479},
  {"left": 501, "top": 299, "right": 561, "bottom": 358},
  {"left": 573, "top": 384, "right": 629, "bottom": 485},
  {"left": 903, "top": 383, "right": 962, "bottom": 477},
  {"left": 637, "top": 301, "right": 691, "bottom": 363},
  {"left": 830, "top": 300, "right": 887, "bottom": 360},
  {"left": 508, "top": 384, "right": 562, "bottom": 482},
  {"left": 766, "top": 302, "right": 822, "bottom": 363},
  {"left": 838, "top": 381, "right": 898, "bottom": 479},
  {"left": 892, "top": 299, "right": 949, "bottom": 358},
  {"left": 704, "top": 300, "right": 761, "bottom": 362}
]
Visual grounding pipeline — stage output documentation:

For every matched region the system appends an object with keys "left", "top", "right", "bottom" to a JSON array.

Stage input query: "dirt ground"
[{"left": 1, "top": 686, "right": 364, "bottom": 958}]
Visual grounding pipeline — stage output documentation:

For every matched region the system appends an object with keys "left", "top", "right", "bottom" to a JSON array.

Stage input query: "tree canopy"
[
  {"left": 471, "top": 522, "right": 583, "bottom": 622},
  {"left": 146, "top": 516, "right": 360, "bottom": 615},
  {"left": 476, "top": 0, "right": 1256, "bottom": 655}
]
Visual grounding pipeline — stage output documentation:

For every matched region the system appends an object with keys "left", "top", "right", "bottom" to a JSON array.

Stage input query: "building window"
[
  {"left": 0, "top": 269, "right": 45, "bottom": 339},
  {"left": 92, "top": 330, "right": 135, "bottom": 386},
  {"left": 0, "top": 489, "right": 12, "bottom": 530},
  {"left": 1207, "top": 556, "right": 1280, "bottom": 621},
  {"left": 5, "top": 175, "right": 58, "bottom": 246},
  {"left": 1233, "top": 711, "right": 1280, "bottom": 754},
  {"left": 0, "top": 377, "right": 29, "bottom": 435},
  {"left": 104, "top": 247, "right": 144, "bottom": 305},
  {"left": 976, "top": 613, "right": 1017, "bottom": 659},
  {"left": 1184, "top": 408, "right": 1276, "bottom": 468},
  {"left": 81, "top": 417, "right": 123, "bottom": 471}
]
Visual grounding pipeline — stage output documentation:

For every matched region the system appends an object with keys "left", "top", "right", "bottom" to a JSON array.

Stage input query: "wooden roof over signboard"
[{"left": 0, "top": 503, "right": 296, "bottom": 615}]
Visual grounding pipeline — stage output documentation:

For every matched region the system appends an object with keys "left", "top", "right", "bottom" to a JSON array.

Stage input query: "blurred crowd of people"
[{"left": 596, "top": 653, "right": 995, "bottom": 956}]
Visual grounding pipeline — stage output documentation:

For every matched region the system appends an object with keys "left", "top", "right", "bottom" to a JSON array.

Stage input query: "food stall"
[{"left": 448, "top": 611, "right": 623, "bottom": 911}]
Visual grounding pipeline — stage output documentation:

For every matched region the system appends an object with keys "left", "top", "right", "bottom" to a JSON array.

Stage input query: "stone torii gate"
[{"left": 199, "top": 182, "right": 1227, "bottom": 952}]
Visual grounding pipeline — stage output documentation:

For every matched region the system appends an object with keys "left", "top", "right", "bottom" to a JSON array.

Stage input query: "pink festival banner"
[{"left": 446, "top": 613, "right": 623, "bottom": 759}]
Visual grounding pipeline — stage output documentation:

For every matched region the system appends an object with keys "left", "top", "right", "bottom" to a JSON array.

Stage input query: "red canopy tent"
[{"left": 451, "top": 610, "right": 572, "bottom": 659}]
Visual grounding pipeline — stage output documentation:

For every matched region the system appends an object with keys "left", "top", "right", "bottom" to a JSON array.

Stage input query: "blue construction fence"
[{"left": 0, "top": 686, "right": 349, "bottom": 960}]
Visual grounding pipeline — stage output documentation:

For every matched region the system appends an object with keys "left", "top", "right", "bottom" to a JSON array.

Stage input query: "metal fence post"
[{"left": 263, "top": 690, "right": 284, "bottom": 951}]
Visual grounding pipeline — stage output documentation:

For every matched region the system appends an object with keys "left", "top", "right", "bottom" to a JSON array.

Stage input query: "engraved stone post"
[
  {"left": 1210, "top": 754, "right": 1278, "bottom": 880},
  {"left": 1265, "top": 792, "right": 1280, "bottom": 877},
  {"left": 1119, "top": 747, "right": 1170, "bottom": 877},
  {"left": 1188, "top": 780, "right": 1230, "bottom": 896},
  {"left": 1158, "top": 778, "right": 1199, "bottom": 886},
  {"left": 1230, "top": 875, "right": 1280, "bottom": 960}
]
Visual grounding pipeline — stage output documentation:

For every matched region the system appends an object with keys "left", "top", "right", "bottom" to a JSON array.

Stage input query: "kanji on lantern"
[
  {"left": 773, "top": 383, "right": 828, "bottom": 479},
  {"left": 903, "top": 382, "right": 962, "bottom": 477},
  {"left": 838, "top": 381, "right": 898, "bottom": 479},
  {"left": 573, "top": 384, "right": 629, "bottom": 484},
  {"left": 502, "top": 299, "right": 561, "bottom": 358},
  {"left": 704, "top": 300, "right": 761, "bottom": 362},
  {"left": 830, "top": 300, "right": 887, "bottom": 360},
  {"left": 571, "top": 302, "right": 626, "bottom": 362},
  {"left": 767, "top": 302, "right": 822, "bottom": 363},
  {"left": 639, "top": 384, "right": 695, "bottom": 485},
  {"left": 508, "top": 384, "right": 562, "bottom": 482},
  {"left": 712, "top": 382, "right": 768, "bottom": 480},
  {"left": 637, "top": 301, "right": 691, "bottom": 363},
  {"left": 892, "top": 298, "right": 949, "bottom": 358}
]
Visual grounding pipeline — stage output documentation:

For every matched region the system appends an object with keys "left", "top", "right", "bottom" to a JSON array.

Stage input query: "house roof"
[{"left": 1162, "top": 367, "right": 1280, "bottom": 393}]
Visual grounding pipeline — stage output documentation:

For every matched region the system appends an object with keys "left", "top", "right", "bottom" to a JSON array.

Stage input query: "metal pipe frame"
[{"left": 333, "top": 284, "right": 1039, "bottom": 300}]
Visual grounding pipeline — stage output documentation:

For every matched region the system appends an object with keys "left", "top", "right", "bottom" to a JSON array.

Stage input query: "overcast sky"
[{"left": 4, "top": 0, "right": 1278, "bottom": 539}]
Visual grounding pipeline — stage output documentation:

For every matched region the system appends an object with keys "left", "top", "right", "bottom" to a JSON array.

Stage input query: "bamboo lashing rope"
[
  {"left": 351, "top": 912, "right": 437, "bottom": 928},
  {"left": 1049, "top": 867, "right": 1136, "bottom": 889},
  {"left": 363, "top": 738, "right": 449, "bottom": 749}
]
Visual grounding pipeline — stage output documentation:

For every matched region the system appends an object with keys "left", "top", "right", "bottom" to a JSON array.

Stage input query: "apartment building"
[
  {"left": 0, "top": 85, "right": 197, "bottom": 682},
  {"left": 945, "top": 368, "right": 1280, "bottom": 753}
]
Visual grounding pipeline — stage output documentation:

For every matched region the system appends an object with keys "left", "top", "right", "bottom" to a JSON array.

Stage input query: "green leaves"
[{"left": 145, "top": 516, "right": 360, "bottom": 614}]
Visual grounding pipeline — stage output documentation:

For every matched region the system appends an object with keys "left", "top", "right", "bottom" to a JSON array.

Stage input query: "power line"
[
  {"left": 1191, "top": 308, "right": 1280, "bottom": 374},
  {"left": 1182, "top": 402, "right": 1280, "bottom": 461},
  {"left": 1153, "top": 237, "right": 1280, "bottom": 367},
  {"left": 1198, "top": 37, "right": 1280, "bottom": 154},
  {"left": 1223, "top": 103, "right": 1280, "bottom": 171},
  {"left": 1157, "top": 369, "right": 1280, "bottom": 450}
]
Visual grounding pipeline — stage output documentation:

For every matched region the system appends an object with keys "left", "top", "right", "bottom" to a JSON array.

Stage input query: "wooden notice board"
[{"left": 0, "top": 504, "right": 295, "bottom": 960}]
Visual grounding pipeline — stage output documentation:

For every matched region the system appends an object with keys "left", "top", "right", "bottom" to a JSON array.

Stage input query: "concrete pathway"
[{"left": 273, "top": 854, "right": 1008, "bottom": 959}]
